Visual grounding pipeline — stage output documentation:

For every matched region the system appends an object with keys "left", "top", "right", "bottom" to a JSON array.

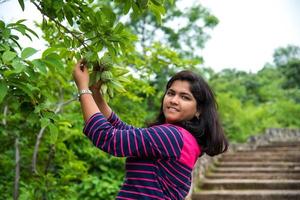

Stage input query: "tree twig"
[{"left": 14, "top": 138, "right": 20, "bottom": 200}]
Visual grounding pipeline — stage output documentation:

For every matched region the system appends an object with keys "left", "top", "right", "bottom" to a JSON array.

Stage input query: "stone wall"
[{"left": 231, "top": 128, "right": 300, "bottom": 151}]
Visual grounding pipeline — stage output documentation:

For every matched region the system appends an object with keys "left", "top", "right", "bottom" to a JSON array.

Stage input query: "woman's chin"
[{"left": 165, "top": 117, "right": 179, "bottom": 124}]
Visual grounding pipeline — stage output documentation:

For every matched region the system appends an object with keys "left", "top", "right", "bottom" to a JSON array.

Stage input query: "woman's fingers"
[
  {"left": 80, "top": 58, "right": 87, "bottom": 71},
  {"left": 74, "top": 59, "right": 87, "bottom": 73},
  {"left": 73, "top": 59, "right": 90, "bottom": 89}
]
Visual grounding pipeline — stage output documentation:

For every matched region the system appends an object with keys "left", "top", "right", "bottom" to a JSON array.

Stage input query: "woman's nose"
[{"left": 170, "top": 95, "right": 179, "bottom": 104}]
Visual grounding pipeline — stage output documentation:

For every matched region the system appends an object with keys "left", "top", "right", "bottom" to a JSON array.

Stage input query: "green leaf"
[
  {"left": 132, "top": 2, "right": 141, "bottom": 16},
  {"left": 42, "top": 47, "right": 58, "bottom": 58},
  {"left": 40, "top": 117, "right": 50, "bottom": 128},
  {"left": 10, "top": 82, "right": 35, "bottom": 101},
  {"left": 84, "top": 51, "right": 98, "bottom": 63},
  {"left": 23, "top": 26, "right": 39, "bottom": 38},
  {"left": 64, "top": 5, "right": 74, "bottom": 26},
  {"left": 49, "top": 123, "right": 58, "bottom": 144},
  {"left": 18, "top": 0, "right": 25, "bottom": 11},
  {"left": 2, "top": 28, "right": 10, "bottom": 39},
  {"left": 0, "top": 20, "right": 5, "bottom": 29},
  {"left": 12, "top": 60, "right": 26, "bottom": 73},
  {"left": 0, "top": 44, "right": 10, "bottom": 52},
  {"left": 113, "top": 23, "right": 124, "bottom": 34},
  {"left": 2, "top": 51, "right": 17, "bottom": 64},
  {"left": 32, "top": 59, "right": 48, "bottom": 75},
  {"left": 15, "top": 19, "right": 27, "bottom": 24},
  {"left": 110, "top": 80, "right": 126, "bottom": 92},
  {"left": 168, "top": 0, "right": 174, "bottom": 4},
  {"left": 148, "top": 3, "right": 165, "bottom": 24},
  {"left": 123, "top": 0, "right": 132, "bottom": 14},
  {"left": 58, "top": 121, "right": 72, "bottom": 128},
  {"left": 101, "top": 5, "right": 116, "bottom": 26},
  {"left": 138, "top": 0, "right": 149, "bottom": 9},
  {"left": 0, "top": 81, "right": 8, "bottom": 103},
  {"left": 151, "top": 0, "right": 163, "bottom": 6},
  {"left": 14, "top": 24, "right": 26, "bottom": 35},
  {"left": 43, "top": 53, "right": 63, "bottom": 69},
  {"left": 21, "top": 47, "right": 38, "bottom": 59},
  {"left": 43, "top": 111, "right": 58, "bottom": 122}
]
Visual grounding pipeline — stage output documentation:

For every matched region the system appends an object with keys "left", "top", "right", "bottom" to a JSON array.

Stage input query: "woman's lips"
[{"left": 167, "top": 106, "right": 179, "bottom": 112}]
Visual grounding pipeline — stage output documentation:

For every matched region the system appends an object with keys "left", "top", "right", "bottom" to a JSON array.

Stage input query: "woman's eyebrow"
[
  {"left": 179, "top": 92, "right": 193, "bottom": 97},
  {"left": 169, "top": 88, "right": 193, "bottom": 97}
]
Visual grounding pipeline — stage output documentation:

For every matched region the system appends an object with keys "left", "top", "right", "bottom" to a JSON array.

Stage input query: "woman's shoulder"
[{"left": 146, "top": 123, "right": 185, "bottom": 137}]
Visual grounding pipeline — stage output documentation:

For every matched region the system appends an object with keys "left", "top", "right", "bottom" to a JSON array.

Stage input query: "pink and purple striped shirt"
[{"left": 83, "top": 112, "right": 201, "bottom": 200}]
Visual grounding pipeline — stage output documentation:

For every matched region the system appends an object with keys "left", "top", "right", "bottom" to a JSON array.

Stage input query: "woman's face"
[{"left": 163, "top": 80, "right": 198, "bottom": 123}]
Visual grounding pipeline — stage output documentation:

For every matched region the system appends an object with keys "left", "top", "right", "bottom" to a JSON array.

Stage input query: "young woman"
[{"left": 73, "top": 60, "right": 228, "bottom": 200}]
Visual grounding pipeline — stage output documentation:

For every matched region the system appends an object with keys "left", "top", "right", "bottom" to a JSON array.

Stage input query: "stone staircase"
[{"left": 192, "top": 140, "right": 300, "bottom": 200}]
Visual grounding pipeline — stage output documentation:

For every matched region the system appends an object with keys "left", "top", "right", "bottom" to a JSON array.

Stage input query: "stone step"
[
  {"left": 223, "top": 151, "right": 300, "bottom": 156},
  {"left": 192, "top": 190, "right": 300, "bottom": 200},
  {"left": 211, "top": 167, "right": 300, "bottom": 173},
  {"left": 259, "top": 141, "right": 300, "bottom": 147},
  {"left": 252, "top": 147, "right": 300, "bottom": 151},
  {"left": 219, "top": 156, "right": 299, "bottom": 162},
  {"left": 257, "top": 141, "right": 300, "bottom": 149},
  {"left": 205, "top": 172, "right": 300, "bottom": 179},
  {"left": 200, "top": 179, "right": 300, "bottom": 190},
  {"left": 193, "top": 140, "right": 300, "bottom": 199},
  {"left": 235, "top": 149, "right": 300, "bottom": 154},
  {"left": 215, "top": 161, "right": 300, "bottom": 168}
]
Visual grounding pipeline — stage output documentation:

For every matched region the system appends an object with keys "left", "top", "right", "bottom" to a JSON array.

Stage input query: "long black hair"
[{"left": 149, "top": 70, "right": 228, "bottom": 156}]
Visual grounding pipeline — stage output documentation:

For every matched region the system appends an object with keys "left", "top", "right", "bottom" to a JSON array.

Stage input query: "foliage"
[
  {"left": 273, "top": 45, "right": 300, "bottom": 89},
  {"left": 211, "top": 57, "right": 300, "bottom": 142}
]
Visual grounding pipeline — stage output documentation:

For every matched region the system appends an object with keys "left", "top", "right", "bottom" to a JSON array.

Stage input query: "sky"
[
  {"left": 1, "top": 0, "right": 300, "bottom": 73},
  {"left": 198, "top": 0, "right": 300, "bottom": 72}
]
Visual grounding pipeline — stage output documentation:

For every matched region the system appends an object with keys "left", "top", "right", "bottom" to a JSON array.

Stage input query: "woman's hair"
[{"left": 149, "top": 70, "right": 228, "bottom": 156}]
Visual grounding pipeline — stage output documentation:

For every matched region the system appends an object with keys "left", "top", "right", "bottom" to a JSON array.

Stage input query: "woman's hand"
[
  {"left": 89, "top": 79, "right": 102, "bottom": 93},
  {"left": 73, "top": 59, "right": 89, "bottom": 90}
]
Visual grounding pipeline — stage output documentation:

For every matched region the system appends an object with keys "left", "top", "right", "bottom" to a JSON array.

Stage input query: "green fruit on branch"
[
  {"left": 99, "top": 53, "right": 113, "bottom": 69},
  {"left": 100, "top": 70, "right": 113, "bottom": 82}
]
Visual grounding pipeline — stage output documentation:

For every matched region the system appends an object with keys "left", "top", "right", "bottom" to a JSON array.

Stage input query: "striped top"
[{"left": 83, "top": 112, "right": 201, "bottom": 200}]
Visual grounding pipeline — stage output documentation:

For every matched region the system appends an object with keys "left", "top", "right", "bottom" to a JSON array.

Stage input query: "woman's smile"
[{"left": 167, "top": 106, "right": 179, "bottom": 112}]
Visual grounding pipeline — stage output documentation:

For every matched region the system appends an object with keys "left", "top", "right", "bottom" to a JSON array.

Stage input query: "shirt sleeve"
[
  {"left": 83, "top": 112, "right": 184, "bottom": 160},
  {"left": 106, "top": 112, "right": 135, "bottom": 130}
]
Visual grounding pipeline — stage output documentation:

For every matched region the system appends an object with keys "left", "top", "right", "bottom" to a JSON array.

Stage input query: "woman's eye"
[
  {"left": 182, "top": 96, "right": 190, "bottom": 100},
  {"left": 167, "top": 91, "right": 174, "bottom": 96}
]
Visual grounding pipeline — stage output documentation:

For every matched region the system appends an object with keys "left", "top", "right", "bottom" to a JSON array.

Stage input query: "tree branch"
[
  {"left": 30, "top": 0, "right": 89, "bottom": 51},
  {"left": 44, "top": 144, "right": 55, "bottom": 175},
  {"left": 31, "top": 95, "right": 78, "bottom": 174},
  {"left": 2, "top": 104, "right": 7, "bottom": 126},
  {"left": 14, "top": 138, "right": 20, "bottom": 200},
  {"left": 32, "top": 126, "right": 46, "bottom": 174}
]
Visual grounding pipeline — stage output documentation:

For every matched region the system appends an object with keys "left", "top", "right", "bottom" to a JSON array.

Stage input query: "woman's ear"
[{"left": 195, "top": 112, "right": 200, "bottom": 119}]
